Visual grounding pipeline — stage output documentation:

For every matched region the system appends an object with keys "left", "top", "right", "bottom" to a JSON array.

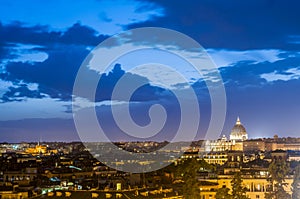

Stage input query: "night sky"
[{"left": 0, "top": 0, "right": 300, "bottom": 142}]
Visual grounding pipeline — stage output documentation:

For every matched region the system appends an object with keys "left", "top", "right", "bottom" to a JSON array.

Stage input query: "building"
[
  {"left": 204, "top": 135, "right": 232, "bottom": 152},
  {"left": 25, "top": 143, "right": 47, "bottom": 155},
  {"left": 265, "top": 136, "right": 300, "bottom": 151},
  {"left": 199, "top": 177, "right": 293, "bottom": 199},
  {"left": 229, "top": 117, "right": 248, "bottom": 141},
  {"left": 198, "top": 152, "right": 293, "bottom": 199},
  {"left": 204, "top": 117, "right": 248, "bottom": 153},
  {"left": 3, "top": 167, "right": 38, "bottom": 186},
  {"left": 243, "top": 139, "right": 265, "bottom": 152},
  {"left": 202, "top": 152, "right": 228, "bottom": 165}
]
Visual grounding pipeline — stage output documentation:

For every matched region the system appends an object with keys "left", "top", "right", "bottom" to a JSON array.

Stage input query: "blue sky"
[{"left": 0, "top": 0, "right": 300, "bottom": 142}]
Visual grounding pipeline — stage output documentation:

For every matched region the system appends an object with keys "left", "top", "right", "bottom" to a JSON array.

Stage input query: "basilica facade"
[{"left": 204, "top": 117, "right": 248, "bottom": 152}]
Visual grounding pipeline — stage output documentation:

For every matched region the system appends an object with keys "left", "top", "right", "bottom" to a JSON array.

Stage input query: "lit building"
[
  {"left": 243, "top": 139, "right": 265, "bottom": 152},
  {"left": 199, "top": 151, "right": 293, "bottom": 199},
  {"left": 202, "top": 152, "right": 228, "bottom": 165},
  {"left": 25, "top": 142, "right": 47, "bottom": 155},
  {"left": 204, "top": 135, "right": 232, "bottom": 152},
  {"left": 199, "top": 177, "right": 293, "bottom": 199},
  {"left": 229, "top": 117, "right": 248, "bottom": 141},
  {"left": 204, "top": 117, "right": 248, "bottom": 153},
  {"left": 265, "top": 135, "right": 300, "bottom": 151}
]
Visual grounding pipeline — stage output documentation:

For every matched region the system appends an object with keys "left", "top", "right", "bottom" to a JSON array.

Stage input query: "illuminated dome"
[{"left": 230, "top": 117, "right": 248, "bottom": 141}]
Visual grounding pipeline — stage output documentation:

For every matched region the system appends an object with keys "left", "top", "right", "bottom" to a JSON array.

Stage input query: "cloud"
[
  {"left": 6, "top": 44, "right": 48, "bottom": 63},
  {"left": 1, "top": 0, "right": 300, "bottom": 141},
  {"left": 216, "top": 50, "right": 300, "bottom": 89},
  {"left": 0, "top": 21, "right": 107, "bottom": 47},
  {"left": 0, "top": 21, "right": 60, "bottom": 46},
  {"left": 3, "top": 44, "right": 89, "bottom": 100},
  {"left": 27, "top": 83, "right": 39, "bottom": 91},
  {"left": 0, "top": 22, "right": 114, "bottom": 102},
  {"left": 288, "top": 35, "right": 300, "bottom": 44},
  {"left": 91, "top": 46, "right": 206, "bottom": 89},
  {"left": 261, "top": 67, "right": 300, "bottom": 82},
  {"left": 208, "top": 49, "right": 284, "bottom": 67},
  {"left": 0, "top": 0, "right": 164, "bottom": 35},
  {"left": 87, "top": 29, "right": 225, "bottom": 89},
  {"left": 59, "top": 23, "right": 107, "bottom": 46},
  {"left": 0, "top": 21, "right": 114, "bottom": 102},
  {"left": 128, "top": 0, "right": 300, "bottom": 50},
  {"left": 93, "top": 64, "right": 167, "bottom": 102},
  {"left": 0, "top": 96, "right": 71, "bottom": 121},
  {"left": 0, "top": 43, "right": 15, "bottom": 60},
  {"left": 1, "top": 83, "right": 46, "bottom": 102},
  {"left": 0, "top": 79, "right": 14, "bottom": 97},
  {"left": 72, "top": 96, "right": 135, "bottom": 113},
  {"left": 0, "top": 22, "right": 112, "bottom": 101},
  {"left": 5, "top": 16, "right": 290, "bottom": 106}
]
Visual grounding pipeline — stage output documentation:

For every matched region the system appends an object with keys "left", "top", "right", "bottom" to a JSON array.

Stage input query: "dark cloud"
[
  {"left": 1, "top": 84, "right": 45, "bottom": 102},
  {"left": 60, "top": 23, "right": 108, "bottom": 46},
  {"left": 129, "top": 0, "right": 300, "bottom": 50},
  {"left": 0, "top": 21, "right": 110, "bottom": 101},
  {"left": 4, "top": 58, "right": 171, "bottom": 103},
  {"left": 0, "top": 42, "right": 18, "bottom": 60},
  {"left": 0, "top": 44, "right": 9, "bottom": 60},
  {"left": 0, "top": 21, "right": 61, "bottom": 46},
  {"left": 219, "top": 53, "right": 300, "bottom": 88},
  {"left": 95, "top": 64, "right": 167, "bottom": 102},
  {"left": 4, "top": 45, "right": 89, "bottom": 100},
  {"left": 0, "top": 21, "right": 108, "bottom": 47},
  {"left": 1, "top": 3, "right": 300, "bottom": 142},
  {"left": 1, "top": 22, "right": 170, "bottom": 102}
]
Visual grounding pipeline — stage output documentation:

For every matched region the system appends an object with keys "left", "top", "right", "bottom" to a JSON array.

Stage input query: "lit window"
[{"left": 257, "top": 184, "right": 261, "bottom": 191}]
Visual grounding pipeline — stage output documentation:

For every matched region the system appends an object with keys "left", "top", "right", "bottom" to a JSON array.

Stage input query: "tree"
[
  {"left": 231, "top": 172, "right": 250, "bottom": 199},
  {"left": 292, "top": 164, "right": 300, "bottom": 199},
  {"left": 178, "top": 158, "right": 200, "bottom": 199},
  {"left": 265, "top": 159, "right": 291, "bottom": 199},
  {"left": 216, "top": 187, "right": 232, "bottom": 199},
  {"left": 175, "top": 158, "right": 214, "bottom": 198}
]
